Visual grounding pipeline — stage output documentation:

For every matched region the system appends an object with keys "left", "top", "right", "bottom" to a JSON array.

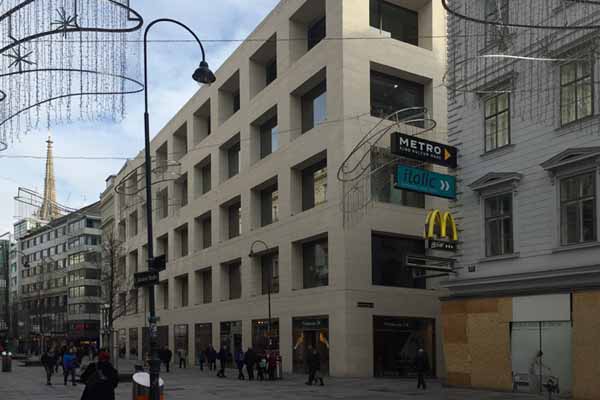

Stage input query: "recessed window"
[
  {"left": 484, "top": 92, "right": 510, "bottom": 152},
  {"left": 261, "top": 252, "right": 279, "bottom": 294},
  {"left": 219, "top": 71, "right": 241, "bottom": 123},
  {"left": 371, "top": 69, "right": 424, "bottom": 120},
  {"left": 370, "top": 148, "right": 424, "bottom": 208},
  {"left": 560, "top": 60, "right": 593, "bottom": 126},
  {"left": 261, "top": 184, "right": 279, "bottom": 227},
  {"left": 174, "top": 173, "right": 188, "bottom": 208},
  {"left": 302, "top": 158, "right": 327, "bottom": 211},
  {"left": 250, "top": 34, "right": 278, "bottom": 98},
  {"left": 195, "top": 268, "right": 212, "bottom": 304},
  {"left": 372, "top": 234, "right": 426, "bottom": 289},
  {"left": 302, "top": 81, "right": 327, "bottom": 133},
  {"left": 302, "top": 237, "right": 328, "bottom": 289},
  {"left": 157, "top": 233, "right": 169, "bottom": 262},
  {"left": 226, "top": 199, "right": 242, "bottom": 239},
  {"left": 175, "top": 224, "right": 189, "bottom": 258},
  {"left": 484, "top": 193, "right": 514, "bottom": 257},
  {"left": 157, "top": 188, "right": 169, "bottom": 220},
  {"left": 220, "top": 134, "right": 241, "bottom": 181},
  {"left": 224, "top": 261, "right": 242, "bottom": 300},
  {"left": 193, "top": 100, "right": 211, "bottom": 144},
  {"left": 173, "top": 123, "right": 188, "bottom": 161},
  {"left": 193, "top": 155, "right": 211, "bottom": 197},
  {"left": 369, "top": 0, "right": 418, "bottom": 46},
  {"left": 260, "top": 116, "right": 279, "bottom": 159},
  {"left": 560, "top": 172, "right": 596, "bottom": 245},
  {"left": 307, "top": 17, "right": 326, "bottom": 50},
  {"left": 266, "top": 59, "right": 277, "bottom": 86},
  {"left": 175, "top": 275, "right": 189, "bottom": 308}
]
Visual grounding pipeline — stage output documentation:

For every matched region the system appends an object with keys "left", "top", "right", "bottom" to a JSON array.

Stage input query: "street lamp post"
[
  {"left": 249, "top": 240, "right": 272, "bottom": 346},
  {"left": 142, "top": 19, "right": 215, "bottom": 400}
]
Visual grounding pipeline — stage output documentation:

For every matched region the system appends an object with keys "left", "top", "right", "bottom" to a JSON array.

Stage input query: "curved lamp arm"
[{"left": 249, "top": 240, "right": 270, "bottom": 258}]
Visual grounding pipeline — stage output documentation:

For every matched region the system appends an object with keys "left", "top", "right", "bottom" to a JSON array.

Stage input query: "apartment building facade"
[
  {"left": 13, "top": 204, "right": 103, "bottom": 351},
  {"left": 106, "top": 0, "right": 448, "bottom": 377},
  {"left": 442, "top": 1, "right": 600, "bottom": 398}
]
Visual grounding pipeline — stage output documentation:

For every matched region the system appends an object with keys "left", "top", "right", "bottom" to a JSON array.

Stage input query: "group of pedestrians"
[
  {"left": 41, "top": 347, "right": 119, "bottom": 400},
  {"left": 195, "top": 344, "right": 281, "bottom": 381}
]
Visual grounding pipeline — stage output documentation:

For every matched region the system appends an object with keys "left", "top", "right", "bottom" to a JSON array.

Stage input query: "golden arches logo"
[{"left": 425, "top": 210, "right": 458, "bottom": 241}]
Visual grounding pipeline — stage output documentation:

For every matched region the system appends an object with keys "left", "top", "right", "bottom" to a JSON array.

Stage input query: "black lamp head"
[{"left": 193, "top": 60, "right": 216, "bottom": 84}]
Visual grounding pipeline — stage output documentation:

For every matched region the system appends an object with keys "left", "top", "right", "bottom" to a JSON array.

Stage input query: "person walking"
[
  {"left": 235, "top": 348, "right": 245, "bottom": 380},
  {"left": 62, "top": 348, "right": 78, "bottom": 386},
  {"left": 216, "top": 345, "right": 228, "bottom": 378},
  {"left": 197, "top": 348, "right": 205, "bottom": 371},
  {"left": 243, "top": 347, "right": 256, "bottom": 381},
  {"left": 80, "top": 351, "right": 119, "bottom": 400},
  {"left": 257, "top": 353, "right": 267, "bottom": 381},
  {"left": 41, "top": 348, "right": 57, "bottom": 385},
  {"left": 306, "top": 346, "right": 324, "bottom": 386},
  {"left": 414, "top": 347, "right": 430, "bottom": 390},
  {"left": 207, "top": 345, "right": 217, "bottom": 371},
  {"left": 267, "top": 351, "right": 277, "bottom": 381},
  {"left": 159, "top": 347, "right": 172, "bottom": 373},
  {"left": 177, "top": 348, "right": 187, "bottom": 369}
]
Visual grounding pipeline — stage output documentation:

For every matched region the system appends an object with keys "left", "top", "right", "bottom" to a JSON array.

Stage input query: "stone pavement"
[{"left": 0, "top": 362, "right": 546, "bottom": 400}]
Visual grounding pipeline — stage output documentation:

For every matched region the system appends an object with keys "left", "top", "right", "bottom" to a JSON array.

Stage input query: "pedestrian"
[
  {"left": 159, "top": 347, "right": 172, "bottom": 373},
  {"left": 267, "top": 351, "right": 277, "bottom": 380},
  {"left": 257, "top": 353, "right": 267, "bottom": 381},
  {"left": 244, "top": 347, "right": 256, "bottom": 381},
  {"left": 41, "top": 348, "right": 57, "bottom": 385},
  {"left": 306, "top": 346, "right": 324, "bottom": 386},
  {"left": 80, "top": 351, "right": 119, "bottom": 400},
  {"left": 208, "top": 345, "right": 217, "bottom": 371},
  {"left": 197, "top": 348, "right": 205, "bottom": 371},
  {"left": 62, "top": 348, "right": 78, "bottom": 386},
  {"left": 216, "top": 345, "right": 228, "bottom": 378},
  {"left": 177, "top": 348, "right": 187, "bottom": 369},
  {"left": 235, "top": 348, "right": 245, "bottom": 380},
  {"left": 414, "top": 347, "right": 429, "bottom": 390}
]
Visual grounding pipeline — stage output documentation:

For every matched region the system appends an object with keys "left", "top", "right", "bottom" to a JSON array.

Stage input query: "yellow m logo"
[{"left": 425, "top": 210, "right": 458, "bottom": 241}]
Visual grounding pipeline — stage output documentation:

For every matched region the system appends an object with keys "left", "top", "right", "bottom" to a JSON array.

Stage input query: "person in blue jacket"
[{"left": 62, "top": 347, "right": 78, "bottom": 386}]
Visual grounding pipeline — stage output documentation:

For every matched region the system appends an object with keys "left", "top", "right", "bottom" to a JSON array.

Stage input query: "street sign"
[
  {"left": 395, "top": 165, "right": 456, "bottom": 199},
  {"left": 391, "top": 132, "right": 458, "bottom": 169},
  {"left": 134, "top": 271, "right": 159, "bottom": 288},
  {"left": 428, "top": 239, "right": 457, "bottom": 252}
]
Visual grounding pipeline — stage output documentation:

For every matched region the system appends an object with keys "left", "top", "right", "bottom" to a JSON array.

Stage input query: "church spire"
[{"left": 39, "top": 133, "right": 59, "bottom": 221}]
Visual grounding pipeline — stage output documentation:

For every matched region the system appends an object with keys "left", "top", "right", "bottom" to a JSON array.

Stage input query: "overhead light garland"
[{"left": 0, "top": 0, "right": 144, "bottom": 146}]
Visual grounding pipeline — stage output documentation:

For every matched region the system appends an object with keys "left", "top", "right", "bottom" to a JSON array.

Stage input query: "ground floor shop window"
[
  {"left": 511, "top": 321, "right": 572, "bottom": 395},
  {"left": 142, "top": 325, "right": 169, "bottom": 361},
  {"left": 129, "top": 328, "right": 138, "bottom": 359},
  {"left": 252, "top": 318, "right": 279, "bottom": 354},
  {"left": 373, "top": 316, "right": 435, "bottom": 378},
  {"left": 174, "top": 324, "right": 189, "bottom": 367},
  {"left": 220, "top": 321, "right": 242, "bottom": 367},
  {"left": 194, "top": 323, "right": 212, "bottom": 365},
  {"left": 118, "top": 328, "right": 126, "bottom": 359},
  {"left": 292, "top": 316, "right": 329, "bottom": 375}
]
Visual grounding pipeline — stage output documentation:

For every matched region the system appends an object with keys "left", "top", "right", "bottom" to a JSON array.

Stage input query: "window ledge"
[
  {"left": 480, "top": 143, "right": 515, "bottom": 159},
  {"left": 555, "top": 114, "right": 597, "bottom": 134},
  {"left": 552, "top": 241, "right": 600, "bottom": 253},
  {"left": 478, "top": 252, "right": 520, "bottom": 263}
]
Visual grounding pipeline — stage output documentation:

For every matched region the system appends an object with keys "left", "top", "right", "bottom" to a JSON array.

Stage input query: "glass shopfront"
[
  {"left": 220, "top": 321, "right": 242, "bottom": 367},
  {"left": 118, "top": 328, "right": 126, "bottom": 359},
  {"left": 174, "top": 324, "right": 189, "bottom": 362},
  {"left": 252, "top": 318, "right": 279, "bottom": 354},
  {"left": 292, "top": 316, "right": 329, "bottom": 374},
  {"left": 194, "top": 323, "right": 212, "bottom": 365},
  {"left": 142, "top": 325, "right": 169, "bottom": 360},
  {"left": 373, "top": 316, "right": 435, "bottom": 378},
  {"left": 129, "top": 328, "right": 138, "bottom": 359}
]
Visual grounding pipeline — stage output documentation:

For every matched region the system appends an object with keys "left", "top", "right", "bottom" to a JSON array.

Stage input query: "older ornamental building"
[{"left": 105, "top": 0, "right": 448, "bottom": 377}]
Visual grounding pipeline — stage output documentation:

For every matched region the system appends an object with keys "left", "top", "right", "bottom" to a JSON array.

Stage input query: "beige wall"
[
  {"left": 573, "top": 291, "right": 600, "bottom": 400},
  {"left": 109, "top": 0, "right": 447, "bottom": 378}
]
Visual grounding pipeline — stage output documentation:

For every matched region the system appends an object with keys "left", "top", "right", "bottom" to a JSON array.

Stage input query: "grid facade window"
[
  {"left": 560, "top": 60, "right": 593, "bottom": 125},
  {"left": 302, "top": 238, "right": 328, "bottom": 289},
  {"left": 560, "top": 172, "right": 596, "bottom": 245},
  {"left": 302, "top": 159, "right": 327, "bottom": 211},
  {"left": 370, "top": 70, "right": 424, "bottom": 120},
  {"left": 301, "top": 81, "right": 327, "bottom": 133},
  {"left": 307, "top": 17, "right": 326, "bottom": 50},
  {"left": 261, "top": 253, "right": 279, "bottom": 295},
  {"left": 484, "top": 193, "right": 514, "bottom": 257},
  {"left": 369, "top": 0, "right": 418, "bottom": 46},
  {"left": 484, "top": 92, "right": 510, "bottom": 152}
]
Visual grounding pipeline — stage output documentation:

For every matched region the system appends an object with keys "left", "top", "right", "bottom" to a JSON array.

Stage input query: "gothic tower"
[{"left": 39, "top": 134, "right": 59, "bottom": 221}]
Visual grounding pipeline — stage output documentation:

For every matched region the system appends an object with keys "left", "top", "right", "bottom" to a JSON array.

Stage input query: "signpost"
[
  {"left": 391, "top": 132, "right": 458, "bottom": 169},
  {"left": 134, "top": 271, "right": 160, "bottom": 288},
  {"left": 395, "top": 165, "right": 456, "bottom": 199}
]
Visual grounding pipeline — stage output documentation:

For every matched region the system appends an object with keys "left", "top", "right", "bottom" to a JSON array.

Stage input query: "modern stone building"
[
  {"left": 105, "top": 0, "right": 448, "bottom": 377},
  {"left": 442, "top": 1, "right": 600, "bottom": 398}
]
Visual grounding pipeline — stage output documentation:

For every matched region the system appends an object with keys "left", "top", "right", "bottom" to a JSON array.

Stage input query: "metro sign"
[{"left": 391, "top": 132, "right": 458, "bottom": 169}]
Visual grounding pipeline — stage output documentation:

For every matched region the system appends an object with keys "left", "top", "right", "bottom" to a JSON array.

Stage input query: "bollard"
[
  {"left": 132, "top": 372, "right": 164, "bottom": 400},
  {"left": 1, "top": 352, "right": 12, "bottom": 372}
]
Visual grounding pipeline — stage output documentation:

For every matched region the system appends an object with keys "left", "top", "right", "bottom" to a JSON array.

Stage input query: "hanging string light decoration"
[
  {"left": 444, "top": 0, "right": 600, "bottom": 126},
  {"left": 0, "top": 0, "right": 144, "bottom": 145}
]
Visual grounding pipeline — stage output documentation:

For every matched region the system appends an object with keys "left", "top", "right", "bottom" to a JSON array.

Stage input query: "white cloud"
[{"left": 0, "top": 0, "right": 280, "bottom": 233}]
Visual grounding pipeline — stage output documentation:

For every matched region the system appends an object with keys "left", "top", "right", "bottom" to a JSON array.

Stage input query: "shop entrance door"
[{"left": 292, "top": 316, "right": 329, "bottom": 375}]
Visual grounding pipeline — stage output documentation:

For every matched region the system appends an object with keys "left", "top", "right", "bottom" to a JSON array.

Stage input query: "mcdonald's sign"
[{"left": 425, "top": 210, "right": 458, "bottom": 251}]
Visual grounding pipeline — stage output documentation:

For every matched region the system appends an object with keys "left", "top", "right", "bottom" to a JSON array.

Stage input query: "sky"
[{"left": 0, "top": 0, "right": 280, "bottom": 234}]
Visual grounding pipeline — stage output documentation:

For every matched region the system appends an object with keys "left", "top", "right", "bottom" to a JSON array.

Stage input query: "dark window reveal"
[
  {"left": 307, "top": 17, "right": 326, "bottom": 50},
  {"left": 371, "top": 234, "right": 426, "bottom": 289},
  {"left": 370, "top": 0, "right": 418, "bottom": 46},
  {"left": 371, "top": 70, "right": 424, "bottom": 120}
]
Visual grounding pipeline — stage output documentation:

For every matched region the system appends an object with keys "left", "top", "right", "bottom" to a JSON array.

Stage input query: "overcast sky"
[{"left": 0, "top": 0, "right": 280, "bottom": 234}]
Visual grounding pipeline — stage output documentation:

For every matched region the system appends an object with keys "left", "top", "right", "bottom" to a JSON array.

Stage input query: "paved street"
[{"left": 0, "top": 362, "right": 545, "bottom": 400}]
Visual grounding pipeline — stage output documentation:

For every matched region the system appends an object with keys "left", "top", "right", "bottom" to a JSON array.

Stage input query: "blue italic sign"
[{"left": 394, "top": 165, "right": 456, "bottom": 199}]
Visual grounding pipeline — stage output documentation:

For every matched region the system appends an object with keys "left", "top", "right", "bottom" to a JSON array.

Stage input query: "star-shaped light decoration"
[
  {"left": 51, "top": 7, "right": 79, "bottom": 37},
  {"left": 3, "top": 45, "right": 36, "bottom": 72}
]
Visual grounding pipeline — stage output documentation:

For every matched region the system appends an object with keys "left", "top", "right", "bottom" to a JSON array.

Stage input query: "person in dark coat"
[
  {"left": 306, "top": 346, "right": 324, "bottom": 386},
  {"left": 206, "top": 345, "right": 217, "bottom": 371},
  {"left": 216, "top": 346, "right": 228, "bottom": 378},
  {"left": 414, "top": 348, "right": 430, "bottom": 390},
  {"left": 41, "top": 348, "right": 57, "bottom": 385},
  {"left": 243, "top": 347, "right": 256, "bottom": 380},
  {"left": 80, "top": 351, "right": 119, "bottom": 400},
  {"left": 234, "top": 349, "right": 245, "bottom": 380},
  {"left": 159, "top": 347, "right": 172, "bottom": 373},
  {"left": 197, "top": 348, "right": 205, "bottom": 371}
]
